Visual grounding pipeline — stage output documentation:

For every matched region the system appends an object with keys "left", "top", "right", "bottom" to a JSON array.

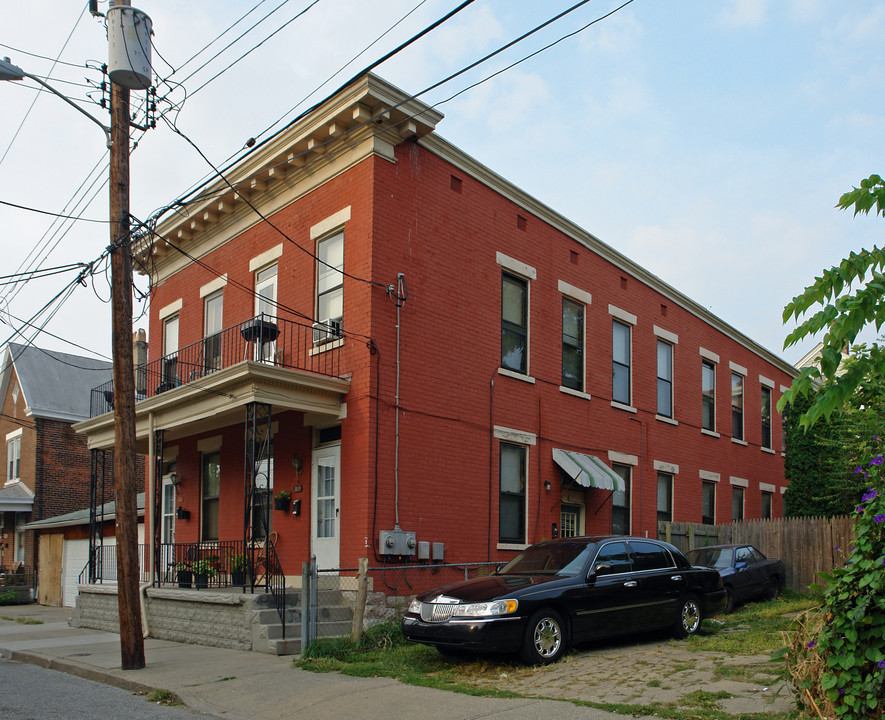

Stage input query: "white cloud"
[
  {"left": 719, "top": 0, "right": 768, "bottom": 27},
  {"left": 578, "top": 9, "right": 643, "bottom": 54}
]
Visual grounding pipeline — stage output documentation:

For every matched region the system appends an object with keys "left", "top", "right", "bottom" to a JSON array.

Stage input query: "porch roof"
[
  {"left": 0, "top": 482, "right": 34, "bottom": 512},
  {"left": 74, "top": 360, "right": 349, "bottom": 452}
]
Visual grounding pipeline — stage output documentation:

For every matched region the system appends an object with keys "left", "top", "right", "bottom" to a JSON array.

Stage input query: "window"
[
  {"left": 501, "top": 273, "right": 528, "bottom": 374},
  {"left": 657, "top": 472, "right": 673, "bottom": 523},
  {"left": 499, "top": 443, "right": 526, "bottom": 544},
  {"left": 6, "top": 433, "right": 21, "bottom": 482},
  {"left": 201, "top": 452, "right": 220, "bottom": 541},
  {"left": 731, "top": 372, "right": 744, "bottom": 441},
  {"left": 203, "top": 291, "right": 223, "bottom": 373},
  {"left": 702, "top": 481, "right": 715, "bottom": 525},
  {"left": 560, "top": 504, "right": 581, "bottom": 538},
  {"left": 657, "top": 340, "right": 673, "bottom": 417},
  {"left": 594, "top": 541, "right": 631, "bottom": 574},
  {"left": 702, "top": 360, "right": 715, "bottom": 431},
  {"left": 316, "top": 232, "right": 343, "bottom": 332},
  {"left": 761, "top": 386, "right": 772, "bottom": 449},
  {"left": 562, "top": 297, "right": 584, "bottom": 391},
  {"left": 612, "top": 320, "right": 631, "bottom": 405},
  {"left": 162, "top": 314, "right": 179, "bottom": 389},
  {"left": 630, "top": 540, "right": 673, "bottom": 571},
  {"left": 255, "top": 264, "right": 278, "bottom": 361},
  {"left": 761, "top": 491, "right": 773, "bottom": 519},
  {"left": 732, "top": 485, "right": 744, "bottom": 521},
  {"left": 612, "top": 465, "right": 631, "bottom": 535}
]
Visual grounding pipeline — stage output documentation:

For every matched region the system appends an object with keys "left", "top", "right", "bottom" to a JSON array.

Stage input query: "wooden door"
[{"left": 37, "top": 533, "right": 63, "bottom": 606}]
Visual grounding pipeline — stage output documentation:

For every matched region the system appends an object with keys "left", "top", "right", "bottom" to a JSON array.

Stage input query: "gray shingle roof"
[{"left": 3, "top": 343, "right": 113, "bottom": 422}]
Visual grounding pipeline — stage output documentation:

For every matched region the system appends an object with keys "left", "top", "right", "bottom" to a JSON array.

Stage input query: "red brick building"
[
  {"left": 76, "top": 75, "right": 795, "bottom": 585},
  {"left": 0, "top": 343, "right": 113, "bottom": 583}
]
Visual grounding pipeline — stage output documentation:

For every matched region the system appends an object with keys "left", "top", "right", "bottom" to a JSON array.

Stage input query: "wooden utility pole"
[{"left": 109, "top": 3, "right": 145, "bottom": 670}]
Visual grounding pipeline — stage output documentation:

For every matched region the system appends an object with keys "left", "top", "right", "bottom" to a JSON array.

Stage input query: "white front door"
[
  {"left": 160, "top": 475, "right": 176, "bottom": 579},
  {"left": 312, "top": 445, "right": 340, "bottom": 570}
]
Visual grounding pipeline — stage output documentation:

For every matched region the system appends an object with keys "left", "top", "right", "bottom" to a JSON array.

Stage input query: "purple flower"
[
  {"left": 879, "top": 660, "right": 885, "bottom": 669},
  {"left": 862, "top": 489, "right": 878, "bottom": 502},
  {"left": 875, "top": 514, "right": 885, "bottom": 524},
  {"left": 857, "top": 506, "right": 864, "bottom": 514},
  {"left": 839, "top": 689, "right": 845, "bottom": 695},
  {"left": 835, "top": 545, "right": 840, "bottom": 552},
  {"left": 807, "top": 640, "right": 816, "bottom": 649},
  {"left": 856, "top": 466, "right": 864, "bottom": 474},
  {"left": 871, "top": 456, "right": 884, "bottom": 466}
]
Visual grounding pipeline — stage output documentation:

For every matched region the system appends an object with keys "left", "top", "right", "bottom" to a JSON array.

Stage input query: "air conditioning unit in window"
[{"left": 312, "top": 318, "right": 342, "bottom": 345}]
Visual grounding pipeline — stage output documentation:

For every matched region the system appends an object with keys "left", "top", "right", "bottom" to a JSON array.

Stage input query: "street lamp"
[{"left": 0, "top": 56, "right": 111, "bottom": 147}]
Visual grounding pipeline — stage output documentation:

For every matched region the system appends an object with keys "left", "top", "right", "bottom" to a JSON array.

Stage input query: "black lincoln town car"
[{"left": 402, "top": 537, "right": 727, "bottom": 664}]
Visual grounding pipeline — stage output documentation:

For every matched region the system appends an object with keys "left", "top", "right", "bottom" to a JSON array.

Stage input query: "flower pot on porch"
[
  {"left": 194, "top": 573, "right": 209, "bottom": 589},
  {"left": 231, "top": 569, "right": 248, "bottom": 586},
  {"left": 273, "top": 497, "right": 290, "bottom": 512},
  {"left": 177, "top": 570, "right": 192, "bottom": 589}
]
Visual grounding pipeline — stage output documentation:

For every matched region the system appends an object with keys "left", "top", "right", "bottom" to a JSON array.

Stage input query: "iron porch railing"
[{"left": 89, "top": 313, "right": 343, "bottom": 417}]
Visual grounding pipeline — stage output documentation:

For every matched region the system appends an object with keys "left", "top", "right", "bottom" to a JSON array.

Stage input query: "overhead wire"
[{"left": 0, "top": 198, "right": 109, "bottom": 224}]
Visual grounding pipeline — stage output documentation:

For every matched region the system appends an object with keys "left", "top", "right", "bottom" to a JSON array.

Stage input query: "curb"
[{"left": 1, "top": 647, "right": 184, "bottom": 706}]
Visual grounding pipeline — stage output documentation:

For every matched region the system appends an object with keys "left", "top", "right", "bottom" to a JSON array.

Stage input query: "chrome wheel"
[
  {"left": 675, "top": 596, "right": 702, "bottom": 638},
  {"left": 521, "top": 609, "right": 565, "bottom": 664}
]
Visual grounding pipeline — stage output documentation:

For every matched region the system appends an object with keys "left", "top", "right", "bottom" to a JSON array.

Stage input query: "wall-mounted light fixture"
[
  {"left": 169, "top": 472, "right": 182, "bottom": 488},
  {"left": 543, "top": 480, "right": 551, "bottom": 491},
  {"left": 291, "top": 454, "right": 303, "bottom": 473}
]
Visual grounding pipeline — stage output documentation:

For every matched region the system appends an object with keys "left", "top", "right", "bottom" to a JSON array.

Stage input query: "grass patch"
[
  {"left": 0, "top": 615, "right": 43, "bottom": 625},
  {"left": 146, "top": 689, "right": 180, "bottom": 706}
]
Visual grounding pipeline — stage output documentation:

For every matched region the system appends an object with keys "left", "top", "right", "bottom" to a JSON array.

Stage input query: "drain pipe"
[{"left": 388, "top": 274, "right": 408, "bottom": 528}]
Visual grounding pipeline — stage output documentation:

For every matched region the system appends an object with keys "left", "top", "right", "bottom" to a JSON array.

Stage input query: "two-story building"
[{"left": 75, "top": 74, "right": 795, "bottom": 589}]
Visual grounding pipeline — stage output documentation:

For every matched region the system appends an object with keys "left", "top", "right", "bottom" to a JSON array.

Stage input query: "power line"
[{"left": 0, "top": 198, "right": 108, "bottom": 223}]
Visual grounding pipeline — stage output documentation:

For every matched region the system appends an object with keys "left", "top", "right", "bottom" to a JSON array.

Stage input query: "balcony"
[{"left": 89, "top": 314, "right": 344, "bottom": 418}]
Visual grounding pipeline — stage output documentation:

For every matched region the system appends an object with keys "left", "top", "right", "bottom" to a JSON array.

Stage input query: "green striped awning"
[{"left": 552, "top": 448, "right": 625, "bottom": 492}]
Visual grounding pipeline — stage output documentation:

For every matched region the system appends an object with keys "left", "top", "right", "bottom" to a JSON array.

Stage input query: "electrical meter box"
[{"left": 379, "top": 528, "right": 416, "bottom": 557}]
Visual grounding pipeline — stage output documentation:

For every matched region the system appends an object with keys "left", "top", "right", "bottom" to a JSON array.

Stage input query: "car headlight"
[
  {"left": 451, "top": 599, "right": 518, "bottom": 618},
  {"left": 408, "top": 598, "right": 422, "bottom": 614}
]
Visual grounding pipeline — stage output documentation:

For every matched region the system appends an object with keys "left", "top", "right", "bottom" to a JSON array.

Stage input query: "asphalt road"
[{"left": 0, "top": 656, "right": 216, "bottom": 720}]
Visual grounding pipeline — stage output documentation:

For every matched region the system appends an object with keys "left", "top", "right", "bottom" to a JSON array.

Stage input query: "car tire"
[
  {"left": 764, "top": 576, "right": 781, "bottom": 601},
  {"left": 520, "top": 608, "right": 566, "bottom": 664},
  {"left": 723, "top": 586, "right": 735, "bottom": 614},
  {"left": 674, "top": 595, "right": 702, "bottom": 638}
]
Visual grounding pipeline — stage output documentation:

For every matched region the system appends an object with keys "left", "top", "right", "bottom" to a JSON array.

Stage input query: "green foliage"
[
  {"left": 190, "top": 558, "right": 217, "bottom": 577},
  {"left": 785, "top": 441, "right": 885, "bottom": 719},
  {"left": 780, "top": 174, "right": 885, "bottom": 428}
]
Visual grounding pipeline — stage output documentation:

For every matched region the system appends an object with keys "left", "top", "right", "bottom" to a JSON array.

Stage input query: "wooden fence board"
[{"left": 659, "top": 515, "right": 855, "bottom": 593}]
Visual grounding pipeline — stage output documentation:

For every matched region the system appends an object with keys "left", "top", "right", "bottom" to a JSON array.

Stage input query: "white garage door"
[{"left": 62, "top": 538, "right": 116, "bottom": 607}]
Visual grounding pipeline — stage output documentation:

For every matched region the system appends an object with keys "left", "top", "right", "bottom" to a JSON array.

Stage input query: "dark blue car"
[{"left": 687, "top": 544, "right": 785, "bottom": 613}]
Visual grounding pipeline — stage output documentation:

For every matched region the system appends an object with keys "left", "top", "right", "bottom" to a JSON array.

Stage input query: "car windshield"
[
  {"left": 498, "top": 541, "right": 596, "bottom": 576},
  {"left": 688, "top": 547, "right": 733, "bottom": 569}
]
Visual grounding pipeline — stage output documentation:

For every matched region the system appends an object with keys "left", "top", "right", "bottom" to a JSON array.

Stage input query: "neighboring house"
[
  {"left": 24, "top": 494, "right": 145, "bottom": 607},
  {"left": 75, "top": 74, "right": 796, "bottom": 591},
  {"left": 0, "top": 343, "right": 113, "bottom": 595}
]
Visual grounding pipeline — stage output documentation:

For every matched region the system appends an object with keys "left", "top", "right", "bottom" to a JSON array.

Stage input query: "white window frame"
[
  {"left": 559, "top": 281, "right": 591, "bottom": 398},
  {"left": 656, "top": 338, "right": 674, "bottom": 420},
  {"left": 6, "top": 428, "right": 22, "bottom": 484}
]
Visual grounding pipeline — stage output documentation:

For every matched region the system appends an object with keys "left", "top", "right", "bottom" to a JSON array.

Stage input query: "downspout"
[{"left": 388, "top": 274, "right": 408, "bottom": 529}]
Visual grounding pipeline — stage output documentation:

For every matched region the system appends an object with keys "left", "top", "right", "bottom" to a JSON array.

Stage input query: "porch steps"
[{"left": 250, "top": 589, "right": 353, "bottom": 656}]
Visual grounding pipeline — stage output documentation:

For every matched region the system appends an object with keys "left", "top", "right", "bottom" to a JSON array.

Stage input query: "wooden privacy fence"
[{"left": 659, "top": 515, "right": 855, "bottom": 593}]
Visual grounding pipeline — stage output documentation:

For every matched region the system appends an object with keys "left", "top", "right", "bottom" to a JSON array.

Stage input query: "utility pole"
[{"left": 106, "top": 0, "right": 149, "bottom": 670}]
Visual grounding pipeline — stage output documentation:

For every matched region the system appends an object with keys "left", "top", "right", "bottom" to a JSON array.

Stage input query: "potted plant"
[
  {"left": 274, "top": 490, "right": 291, "bottom": 512},
  {"left": 174, "top": 561, "right": 192, "bottom": 589},
  {"left": 228, "top": 552, "right": 250, "bottom": 586},
  {"left": 190, "top": 558, "right": 217, "bottom": 589}
]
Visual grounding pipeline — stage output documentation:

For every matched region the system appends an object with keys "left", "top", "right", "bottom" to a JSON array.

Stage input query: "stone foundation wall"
[{"left": 72, "top": 585, "right": 253, "bottom": 651}]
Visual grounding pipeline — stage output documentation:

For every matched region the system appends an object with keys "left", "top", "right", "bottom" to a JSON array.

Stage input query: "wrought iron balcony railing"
[{"left": 90, "top": 314, "right": 343, "bottom": 417}]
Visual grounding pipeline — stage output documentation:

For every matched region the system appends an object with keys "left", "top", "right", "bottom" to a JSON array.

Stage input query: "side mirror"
[
  {"left": 735, "top": 561, "right": 748, "bottom": 570},
  {"left": 588, "top": 562, "right": 612, "bottom": 581}
]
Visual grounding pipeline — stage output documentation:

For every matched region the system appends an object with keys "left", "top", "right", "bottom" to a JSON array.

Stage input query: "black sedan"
[
  {"left": 687, "top": 544, "right": 785, "bottom": 613},
  {"left": 402, "top": 536, "right": 727, "bottom": 664}
]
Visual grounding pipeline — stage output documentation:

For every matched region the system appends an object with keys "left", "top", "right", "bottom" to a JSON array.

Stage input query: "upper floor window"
[
  {"left": 162, "top": 314, "right": 179, "bottom": 389},
  {"left": 612, "top": 320, "right": 631, "bottom": 406},
  {"left": 501, "top": 272, "right": 528, "bottom": 374},
  {"left": 6, "top": 432, "right": 21, "bottom": 482},
  {"left": 612, "top": 465, "right": 631, "bottom": 535},
  {"left": 316, "top": 232, "right": 344, "bottom": 339},
  {"left": 702, "top": 360, "right": 715, "bottom": 431},
  {"left": 731, "top": 372, "right": 744, "bottom": 441},
  {"left": 499, "top": 442, "right": 526, "bottom": 544},
  {"left": 657, "top": 340, "right": 673, "bottom": 418},
  {"left": 204, "top": 291, "right": 223, "bottom": 373},
  {"left": 761, "top": 491, "right": 773, "bottom": 519},
  {"left": 255, "top": 264, "right": 278, "bottom": 360},
  {"left": 562, "top": 297, "right": 584, "bottom": 391},
  {"left": 732, "top": 485, "right": 744, "bottom": 521},
  {"left": 761, "top": 386, "right": 772, "bottom": 449}
]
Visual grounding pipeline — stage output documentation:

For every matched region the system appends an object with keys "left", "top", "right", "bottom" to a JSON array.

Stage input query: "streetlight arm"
[{"left": 0, "top": 57, "right": 112, "bottom": 147}]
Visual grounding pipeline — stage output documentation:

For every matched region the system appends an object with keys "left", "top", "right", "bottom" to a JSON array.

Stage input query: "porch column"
[
  {"left": 88, "top": 450, "right": 111, "bottom": 583},
  {"left": 152, "top": 429, "right": 164, "bottom": 587},
  {"left": 244, "top": 402, "right": 272, "bottom": 591}
]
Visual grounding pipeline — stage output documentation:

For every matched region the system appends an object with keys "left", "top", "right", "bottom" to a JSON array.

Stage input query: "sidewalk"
[{"left": 0, "top": 603, "right": 648, "bottom": 720}]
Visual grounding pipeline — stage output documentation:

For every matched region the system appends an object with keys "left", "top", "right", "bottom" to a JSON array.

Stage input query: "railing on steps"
[{"left": 260, "top": 540, "right": 287, "bottom": 640}]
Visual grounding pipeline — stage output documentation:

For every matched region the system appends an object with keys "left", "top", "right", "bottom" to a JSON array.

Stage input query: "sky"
[{"left": 1, "top": 0, "right": 883, "bottom": 367}]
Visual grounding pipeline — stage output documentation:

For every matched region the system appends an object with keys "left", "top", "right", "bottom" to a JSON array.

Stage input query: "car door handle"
[
  {"left": 623, "top": 581, "right": 638, "bottom": 588},
  {"left": 670, "top": 575, "right": 683, "bottom": 581}
]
